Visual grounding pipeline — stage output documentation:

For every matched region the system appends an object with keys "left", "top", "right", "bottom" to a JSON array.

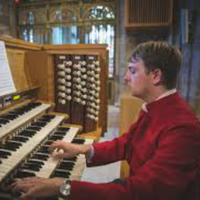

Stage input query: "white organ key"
[
  {"left": 0, "top": 103, "right": 51, "bottom": 139},
  {"left": 69, "top": 138, "right": 94, "bottom": 181},
  {"left": 0, "top": 115, "right": 65, "bottom": 182},
  {"left": 35, "top": 127, "right": 80, "bottom": 178}
]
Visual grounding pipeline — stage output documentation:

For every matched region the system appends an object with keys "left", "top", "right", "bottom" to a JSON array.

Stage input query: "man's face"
[{"left": 124, "top": 59, "right": 154, "bottom": 100}]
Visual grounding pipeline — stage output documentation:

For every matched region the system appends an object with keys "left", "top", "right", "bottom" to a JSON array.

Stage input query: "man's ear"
[{"left": 151, "top": 69, "right": 163, "bottom": 85}]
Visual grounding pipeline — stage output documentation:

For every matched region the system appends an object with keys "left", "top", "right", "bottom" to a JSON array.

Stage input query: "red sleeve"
[
  {"left": 70, "top": 124, "right": 200, "bottom": 200},
  {"left": 87, "top": 126, "right": 134, "bottom": 167}
]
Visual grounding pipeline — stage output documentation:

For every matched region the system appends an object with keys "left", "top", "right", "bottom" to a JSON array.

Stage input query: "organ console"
[{"left": 0, "top": 36, "right": 108, "bottom": 199}]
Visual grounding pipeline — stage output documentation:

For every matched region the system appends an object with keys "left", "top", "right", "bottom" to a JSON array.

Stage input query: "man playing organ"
[{"left": 10, "top": 41, "right": 200, "bottom": 200}]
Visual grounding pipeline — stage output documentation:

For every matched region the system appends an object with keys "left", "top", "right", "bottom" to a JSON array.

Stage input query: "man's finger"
[
  {"left": 51, "top": 152, "right": 70, "bottom": 159},
  {"left": 49, "top": 141, "right": 64, "bottom": 151},
  {"left": 19, "top": 188, "right": 36, "bottom": 200}
]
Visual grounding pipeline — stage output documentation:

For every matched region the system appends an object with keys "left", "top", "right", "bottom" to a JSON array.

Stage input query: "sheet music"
[{"left": 0, "top": 40, "right": 16, "bottom": 96}]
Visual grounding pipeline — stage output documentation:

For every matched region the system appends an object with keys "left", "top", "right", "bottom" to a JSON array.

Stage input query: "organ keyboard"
[
  {"left": 0, "top": 101, "right": 51, "bottom": 139},
  {"left": 0, "top": 100, "right": 93, "bottom": 200}
]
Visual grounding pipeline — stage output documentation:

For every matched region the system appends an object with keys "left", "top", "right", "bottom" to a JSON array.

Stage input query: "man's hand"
[
  {"left": 9, "top": 177, "right": 63, "bottom": 200},
  {"left": 49, "top": 140, "right": 91, "bottom": 159}
]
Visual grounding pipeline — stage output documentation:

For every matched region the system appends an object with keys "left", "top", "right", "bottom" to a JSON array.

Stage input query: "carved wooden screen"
[{"left": 17, "top": 0, "right": 116, "bottom": 78}]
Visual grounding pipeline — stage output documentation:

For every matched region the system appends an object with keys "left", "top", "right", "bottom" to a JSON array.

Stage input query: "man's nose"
[{"left": 124, "top": 70, "right": 130, "bottom": 84}]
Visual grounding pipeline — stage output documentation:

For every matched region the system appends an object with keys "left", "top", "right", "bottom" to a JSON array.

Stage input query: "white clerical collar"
[{"left": 142, "top": 89, "right": 177, "bottom": 112}]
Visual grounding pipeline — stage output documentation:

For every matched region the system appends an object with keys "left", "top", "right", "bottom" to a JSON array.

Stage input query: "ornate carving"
[
  {"left": 18, "top": 8, "right": 47, "bottom": 25},
  {"left": 83, "top": 5, "right": 115, "bottom": 21},
  {"left": 49, "top": 6, "right": 79, "bottom": 23}
]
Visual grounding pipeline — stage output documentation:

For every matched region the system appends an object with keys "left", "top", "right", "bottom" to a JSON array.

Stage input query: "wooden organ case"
[
  {"left": 0, "top": 36, "right": 108, "bottom": 199},
  {"left": 26, "top": 43, "right": 108, "bottom": 138}
]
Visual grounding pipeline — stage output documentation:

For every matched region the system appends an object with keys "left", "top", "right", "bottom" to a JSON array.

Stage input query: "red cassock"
[{"left": 70, "top": 92, "right": 200, "bottom": 200}]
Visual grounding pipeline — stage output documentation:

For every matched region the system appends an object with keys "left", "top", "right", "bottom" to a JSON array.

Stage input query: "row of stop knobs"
[{"left": 56, "top": 60, "right": 101, "bottom": 121}]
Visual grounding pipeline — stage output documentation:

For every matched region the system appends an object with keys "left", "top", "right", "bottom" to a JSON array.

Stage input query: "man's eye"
[{"left": 129, "top": 67, "right": 135, "bottom": 74}]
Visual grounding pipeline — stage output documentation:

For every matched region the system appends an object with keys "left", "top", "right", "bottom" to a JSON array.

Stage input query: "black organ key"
[
  {"left": 44, "top": 140, "right": 53, "bottom": 146},
  {"left": 32, "top": 153, "right": 49, "bottom": 161},
  {"left": 42, "top": 115, "right": 56, "bottom": 120},
  {"left": 0, "top": 118, "right": 9, "bottom": 124},
  {"left": 1, "top": 141, "right": 22, "bottom": 151},
  {"left": 15, "top": 170, "right": 36, "bottom": 178},
  {"left": 31, "top": 122, "right": 47, "bottom": 127},
  {"left": 51, "top": 170, "right": 71, "bottom": 178},
  {"left": 11, "top": 136, "right": 29, "bottom": 143},
  {"left": 18, "top": 130, "right": 36, "bottom": 137},
  {"left": 57, "top": 162, "right": 75, "bottom": 171},
  {"left": 71, "top": 138, "right": 85, "bottom": 144},
  {"left": 1, "top": 114, "right": 18, "bottom": 121},
  {"left": 63, "top": 156, "right": 77, "bottom": 162},
  {"left": 27, "top": 159, "right": 44, "bottom": 166},
  {"left": 53, "top": 131, "right": 66, "bottom": 136},
  {"left": 48, "top": 135, "right": 63, "bottom": 140},
  {"left": 27, "top": 126, "right": 41, "bottom": 131},
  {"left": 8, "top": 111, "right": 19, "bottom": 117},
  {"left": 57, "top": 127, "right": 70, "bottom": 132},
  {"left": 0, "top": 150, "right": 11, "bottom": 158},
  {"left": 21, "top": 163, "right": 41, "bottom": 172},
  {"left": 37, "top": 149, "right": 49, "bottom": 154}
]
